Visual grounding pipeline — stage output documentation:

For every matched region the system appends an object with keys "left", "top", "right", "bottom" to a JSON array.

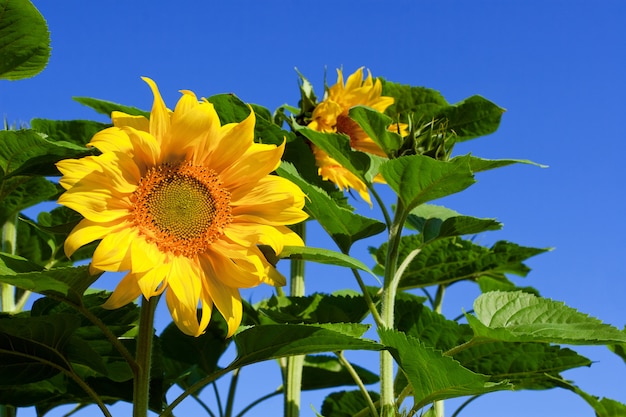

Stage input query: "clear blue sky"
[{"left": 2, "top": 1, "right": 626, "bottom": 416}]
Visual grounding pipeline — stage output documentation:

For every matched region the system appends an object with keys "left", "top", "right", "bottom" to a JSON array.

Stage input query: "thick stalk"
[
  {"left": 284, "top": 222, "right": 306, "bottom": 417},
  {"left": 1, "top": 215, "right": 17, "bottom": 313},
  {"left": 379, "top": 200, "right": 409, "bottom": 417},
  {"left": 133, "top": 295, "right": 158, "bottom": 417},
  {"left": 432, "top": 285, "right": 445, "bottom": 417},
  {"left": 1, "top": 216, "right": 17, "bottom": 417}
]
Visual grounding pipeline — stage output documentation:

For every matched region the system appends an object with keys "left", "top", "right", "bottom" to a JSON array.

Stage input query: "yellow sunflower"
[
  {"left": 308, "top": 67, "right": 395, "bottom": 205},
  {"left": 57, "top": 78, "right": 308, "bottom": 337}
]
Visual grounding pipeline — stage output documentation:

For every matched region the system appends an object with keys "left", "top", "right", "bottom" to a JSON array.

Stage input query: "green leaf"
[
  {"left": 0, "top": 314, "right": 80, "bottom": 384},
  {"left": 379, "top": 328, "right": 509, "bottom": 410},
  {"left": 0, "top": 0, "right": 50, "bottom": 80},
  {"left": 277, "top": 162, "right": 385, "bottom": 253},
  {"left": 476, "top": 275, "right": 540, "bottom": 296},
  {"left": 460, "top": 155, "right": 547, "bottom": 173},
  {"left": 547, "top": 376, "right": 626, "bottom": 417},
  {"left": 467, "top": 291, "right": 626, "bottom": 345},
  {"left": 0, "top": 175, "right": 58, "bottom": 226},
  {"left": 232, "top": 323, "right": 383, "bottom": 368},
  {"left": 0, "top": 265, "right": 99, "bottom": 306},
  {"left": 257, "top": 293, "right": 370, "bottom": 325},
  {"left": 433, "top": 95, "right": 504, "bottom": 141},
  {"left": 455, "top": 341, "right": 591, "bottom": 390},
  {"left": 373, "top": 237, "right": 548, "bottom": 289},
  {"left": 277, "top": 246, "right": 374, "bottom": 275},
  {"left": 381, "top": 79, "right": 449, "bottom": 120},
  {"left": 379, "top": 154, "right": 475, "bottom": 210},
  {"left": 30, "top": 119, "right": 110, "bottom": 147},
  {"left": 294, "top": 125, "right": 379, "bottom": 183},
  {"left": 406, "top": 203, "right": 502, "bottom": 242},
  {"left": 301, "top": 355, "right": 379, "bottom": 391},
  {"left": 0, "top": 129, "right": 90, "bottom": 178},
  {"left": 320, "top": 390, "right": 380, "bottom": 417},
  {"left": 73, "top": 96, "right": 150, "bottom": 118},
  {"left": 348, "top": 106, "right": 403, "bottom": 156},
  {"left": 0, "top": 252, "right": 42, "bottom": 275}
]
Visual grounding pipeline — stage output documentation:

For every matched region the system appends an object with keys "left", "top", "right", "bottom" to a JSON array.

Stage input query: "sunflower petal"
[
  {"left": 102, "top": 272, "right": 142, "bottom": 309},
  {"left": 142, "top": 77, "right": 171, "bottom": 144},
  {"left": 203, "top": 273, "right": 242, "bottom": 337},
  {"left": 112, "top": 111, "right": 150, "bottom": 132}
]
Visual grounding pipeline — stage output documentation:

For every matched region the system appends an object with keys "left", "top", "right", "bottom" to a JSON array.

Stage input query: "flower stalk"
[
  {"left": 133, "top": 295, "right": 158, "bottom": 417},
  {"left": 285, "top": 221, "right": 306, "bottom": 417}
]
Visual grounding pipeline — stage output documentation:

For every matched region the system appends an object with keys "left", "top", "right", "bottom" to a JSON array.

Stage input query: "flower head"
[
  {"left": 308, "top": 68, "right": 395, "bottom": 204},
  {"left": 57, "top": 78, "right": 307, "bottom": 337}
]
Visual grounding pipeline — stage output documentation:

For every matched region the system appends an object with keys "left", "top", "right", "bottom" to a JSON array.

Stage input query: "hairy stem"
[{"left": 336, "top": 351, "right": 379, "bottom": 417}]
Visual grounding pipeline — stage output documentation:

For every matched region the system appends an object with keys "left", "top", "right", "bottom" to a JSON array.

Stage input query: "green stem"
[
  {"left": 336, "top": 351, "right": 379, "bottom": 417},
  {"left": 1, "top": 214, "right": 18, "bottom": 313},
  {"left": 224, "top": 367, "right": 241, "bottom": 417},
  {"left": 369, "top": 184, "right": 392, "bottom": 229},
  {"left": 350, "top": 268, "right": 384, "bottom": 328},
  {"left": 432, "top": 285, "right": 446, "bottom": 417},
  {"left": 379, "top": 199, "right": 409, "bottom": 417},
  {"left": 235, "top": 390, "right": 282, "bottom": 417},
  {"left": 285, "top": 221, "right": 306, "bottom": 417},
  {"left": 133, "top": 295, "right": 158, "bottom": 417}
]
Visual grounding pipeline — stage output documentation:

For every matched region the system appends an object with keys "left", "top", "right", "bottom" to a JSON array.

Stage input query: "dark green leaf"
[
  {"left": 0, "top": 129, "right": 90, "bottom": 178},
  {"left": 379, "top": 329, "right": 509, "bottom": 410},
  {"left": 0, "top": 252, "right": 42, "bottom": 275},
  {"left": 373, "top": 236, "right": 548, "bottom": 290},
  {"left": 30, "top": 119, "right": 110, "bottom": 147},
  {"left": 321, "top": 390, "right": 380, "bottom": 417},
  {"left": 0, "top": 0, "right": 50, "bottom": 80},
  {"left": 232, "top": 323, "right": 382, "bottom": 368},
  {"left": 379, "top": 154, "right": 475, "bottom": 210},
  {"left": 277, "top": 162, "right": 385, "bottom": 253},
  {"left": 0, "top": 175, "right": 58, "bottom": 226},
  {"left": 0, "top": 314, "right": 80, "bottom": 384},
  {"left": 301, "top": 355, "right": 379, "bottom": 391},
  {"left": 467, "top": 291, "right": 626, "bottom": 345},
  {"left": 257, "top": 293, "right": 370, "bottom": 325},
  {"left": 547, "top": 376, "right": 626, "bottom": 417},
  {"left": 348, "top": 106, "right": 402, "bottom": 156},
  {"left": 0, "top": 265, "right": 99, "bottom": 305},
  {"left": 73, "top": 96, "right": 149, "bottom": 118},
  {"left": 406, "top": 204, "right": 501, "bottom": 242},
  {"left": 476, "top": 275, "right": 540, "bottom": 296},
  {"left": 455, "top": 341, "right": 591, "bottom": 390}
]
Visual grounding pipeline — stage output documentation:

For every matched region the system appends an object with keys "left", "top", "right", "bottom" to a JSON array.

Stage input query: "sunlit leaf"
[
  {"left": 460, "top": 155, "right": 547, "bottom": 172},
  {"left": 30, "top": 119, "right": 110, "bottom": 147},
  {"left": 381, "top": 80, "right": 449, "bottom": 120},
  {"left": 379, "top": 329, "right": 509, "bottom": 411},
  {"left": 467, "top": 291, "right": 626, "bottom": 345},
  {"left": 0, "top": 0, "right": 50, "bottom": 80},
  {"left": 380, "top": 154, "right": 475, "bottom": 210},
  {"left": 434, "top": 95, "right": 504, "bottom": 141},
  {"left": 73, "top": 96, "right": 149, "bottom": 118},
  {"left": 277, "top": 246, "right": 374, "bottom": 275}
]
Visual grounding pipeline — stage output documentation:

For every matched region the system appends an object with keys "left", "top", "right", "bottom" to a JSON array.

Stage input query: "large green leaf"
[
  {"left": 232, "top": 323, "right": 383, "bottom": 369},
  {"left": 433, "top": 95, "right": 504, "bottom": 141},
  {"left": 0, "top": 129, "right": 90, "bottom": 178},
  {"left": 275, "top": 245, "right": 374, "bottom": 275},
  {"left": 30, "top": 119, "right": 110, "bottom": 147},
  {"left": 257, "top": 293, "right": 370, "bottom": 325},
  {"left": 379, "top": 154, "right": 475, "bottom": 211},
  {"left": 277, "top": 162, "right": 385, "bottom": 253},
  {"left": 381, "top": 80, "right": 449, "bottom": 120},
  {"left": 467, "top": 291, "right": 626, "bottom": 345},
  {"left": 460, "top": 155, "right": 546, "bottom": 173},
  {"left": 406, "top": 203, "right": 502, "bottom": 242},
  {"left": 0, "top": 314, "right": 80, "bottom": 385},
  {"left": 0, "top": 175, "right": 58, "bottom": 226},
  {"left": 455, "top": 341, "right": 591, "bottom": 390},
  {"left": 0, "top": 0, "right": 50, "bottom": 80},
  {"left": 374, "top": 236, "right": 548, "bottom": 289},
  {"left": 379, "top": 329, "right": 509, "bottom": 411},
  {"left": 348, "top": 106, "right": 403, "bottom": 156}
]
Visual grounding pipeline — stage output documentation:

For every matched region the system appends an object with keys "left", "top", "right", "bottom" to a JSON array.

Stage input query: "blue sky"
[{"left": 2, "top": 1, "right": 626, "bottom": 416}]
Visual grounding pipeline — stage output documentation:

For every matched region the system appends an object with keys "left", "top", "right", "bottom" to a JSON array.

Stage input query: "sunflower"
[
  {"left": 57, "top": 78, "right": 308, "bottom": 337},
  {"left": 308, "top": 67, "right": 395, "bottom": 204}
]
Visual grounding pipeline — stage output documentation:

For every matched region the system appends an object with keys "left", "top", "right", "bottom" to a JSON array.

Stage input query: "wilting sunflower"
[
  {"left": 57, "top": 78, "right": 307, "bottom": 337},
  {"left": 308, "top": 67, "right": 395, "bottom": 205}
]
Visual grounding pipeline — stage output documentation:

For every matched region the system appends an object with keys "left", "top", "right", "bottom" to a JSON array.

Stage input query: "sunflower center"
[{"left": 131, "top": 161, "right": 231, "bottom": 257}]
